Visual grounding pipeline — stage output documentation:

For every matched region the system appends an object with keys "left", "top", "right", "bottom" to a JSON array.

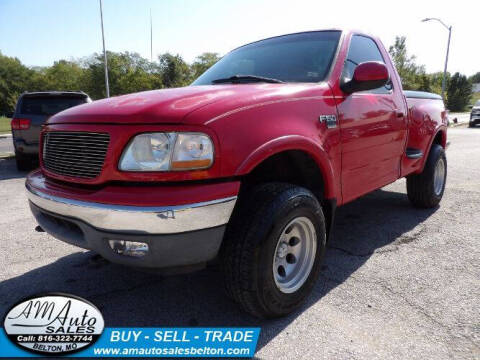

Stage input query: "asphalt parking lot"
[{"left": 0, "top": 127, "right": 479, "bottom": 360}]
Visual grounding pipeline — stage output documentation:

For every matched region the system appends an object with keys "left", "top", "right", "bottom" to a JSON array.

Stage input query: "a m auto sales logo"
[{"left": 3, "top": 293, "right": 104, "bottom": 355}]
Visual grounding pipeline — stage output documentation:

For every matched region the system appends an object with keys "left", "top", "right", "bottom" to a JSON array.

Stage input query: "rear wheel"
[
  {"left": 221, "top": 183, "right": 326, "bottom": 318},
  {"left": 15, "top": 151, "right": 32, "bottom": 171},
  {"left": 406, "top": 144, "right": 446, "bottom": 208}
]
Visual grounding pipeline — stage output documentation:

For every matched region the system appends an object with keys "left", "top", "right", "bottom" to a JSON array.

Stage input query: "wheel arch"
[
  {"left": 420, "top": 127, "right": 447, "bottom": 172},
  {"left": 235, "top": 137, "right": 338, "bottom": 241},
  {"left": 234, "top": 135, "right": 337, "bottom": 199},
  {"left": 432, "top": 128, "right": 447, "bottom": 148}
]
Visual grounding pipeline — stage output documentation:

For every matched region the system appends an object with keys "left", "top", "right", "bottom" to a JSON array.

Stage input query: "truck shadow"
[
  {"left": 0, "top": 188, "right": 436, "bottom": 352},
  {"left": 0, "top": 158, "right": 34, "bottom": 180}
]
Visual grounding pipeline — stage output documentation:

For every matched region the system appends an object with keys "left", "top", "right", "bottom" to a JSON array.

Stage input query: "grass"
[{"left": 0, "top": 116, "right": 11, "bottom": 134}]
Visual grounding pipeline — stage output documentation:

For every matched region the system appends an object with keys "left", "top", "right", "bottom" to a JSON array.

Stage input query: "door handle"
[{"left": 395, "top": 110, "right": 404, "bottom": 118}]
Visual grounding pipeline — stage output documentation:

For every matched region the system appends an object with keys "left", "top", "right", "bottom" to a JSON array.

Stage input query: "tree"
[
  {"left": 80, "top": 53, "right": 108, "bottom": 99},
  {"left": 106, "top": 52, "right": 162, "bottom": 96},
  {"left": 388, "top": 36, "right": 426, "bottom": 90},
  {"left": 468, "top": 72, "right": 480, "bottom": 84},
  {"left": 191, "top": 52, "right": 220, "bottom": 79},
  {"left": 157, "top": 53, "right": 191, "bottom": 88},
  {"left": 82, "top": 51, "right": 163, "bottom": 99},
  {"left": 426, "top": 72, "right": 447, "bottom": 96},
  {"left": 0, "top": 52, "right": 35, "bottom": 114},
  {"left": 416, "top": 73, "right": 432, "bottom": 92},
  {"left": 446, "top": 72, "right": 472, "bottom": 111},
  {"left": 43, "top": 60, "right": 86, "bottom": 91}
]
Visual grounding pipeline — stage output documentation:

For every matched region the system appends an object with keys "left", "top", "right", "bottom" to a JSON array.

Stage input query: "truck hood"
[{"left": 48, "top": 83, "right": 331, "bottom": 125}]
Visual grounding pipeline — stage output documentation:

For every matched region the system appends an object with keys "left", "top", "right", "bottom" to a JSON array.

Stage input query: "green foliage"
[
  {"left": 44, "top": 60, "right": 86, "bottom": 91},
  {"left": 389, "top": 36, "right": 475, "bottom": 110},
  {"left": 425, "top": 72, "right": 446, "bottom": 96},
  {"left": 0, "top": 51, "right": 34, "bottom": 114},
  {"left": 157, "top": 53, "right": 192, "bottom": 88},
  {"left": 82, "top": 51, "right": 163, "bottom": 99},
  {"left": 191, "top": 52, "right": 220, "bottom": 79},
  {"left": 0, "top": 50, "right": 220, "bottom": 115},
  {"left": 388, "top": 36, "right": 426, "bottom": 90},
  {"left": 468, "top": 72, "right": 480, "bottom": 84},
  {"left": 446, "top": 72, "right": 472, "bottom": 111}
]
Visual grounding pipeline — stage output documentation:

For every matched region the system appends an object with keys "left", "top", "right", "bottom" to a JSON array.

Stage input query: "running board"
[{"left": 406, "top": 148, "right": 423, "bottom": 159}]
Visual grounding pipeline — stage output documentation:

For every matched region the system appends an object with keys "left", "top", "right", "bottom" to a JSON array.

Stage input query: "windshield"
[
  {"left": 20, "top": 96, "right": 87, "bottom": 116},
  {"left": 192, "top": 31, "right": 341, "bottom": 85}
]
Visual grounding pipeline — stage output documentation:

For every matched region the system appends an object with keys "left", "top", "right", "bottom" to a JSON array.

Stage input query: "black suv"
[
  {"left": 469, "top": 100, "right": 480, "bottom": 128},
  {"left": 10, "top": 91, "right": 91, "bottom": 170}
]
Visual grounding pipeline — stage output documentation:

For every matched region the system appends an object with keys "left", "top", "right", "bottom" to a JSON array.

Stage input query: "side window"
[{"left": 343, "top": 35, "right": 392, "bottom": 94}]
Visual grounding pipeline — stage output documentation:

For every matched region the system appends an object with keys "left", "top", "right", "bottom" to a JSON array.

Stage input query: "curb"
[
  {"left": 448, "top": 122, "right": 468, "bottom": 128},
  {"left": 0, "top": 152, "right": 15, "bottom": 159},
  {"left": 0, "top": 133, "right": 12, "bottom": 138}
]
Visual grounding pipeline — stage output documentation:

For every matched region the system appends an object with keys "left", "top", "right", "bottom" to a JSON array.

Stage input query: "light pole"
[
  {"left": 150, "top": 8, "right": 153, "bottom": 62},
  {"left": 422, "top": 17, "right": 452, "bottom": 102},
  {"left": 99, "top": 0, "right": 110, "bottom": 97}
]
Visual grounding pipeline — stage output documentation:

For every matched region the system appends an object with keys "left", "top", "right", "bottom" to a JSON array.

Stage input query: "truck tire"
[
  {"left": 406, "top": 144, "right": 447, "bottom": 208},
  {"left": 15, "top": 151, "right": 32, "bottom": 171},
  {"left": 221, "top": 183, "right": 326, "bottom": 318}
]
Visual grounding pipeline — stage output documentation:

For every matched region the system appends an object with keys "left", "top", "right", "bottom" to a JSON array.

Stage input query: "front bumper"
[
  {"left": 26, "top": 175, "right": 238, "bottom": 269},
  {"left": 26, "top": 182, "right": 237, "bottom": 234},
  {"left": 470, "top": 115, "right": 480, "bottom": 125}
]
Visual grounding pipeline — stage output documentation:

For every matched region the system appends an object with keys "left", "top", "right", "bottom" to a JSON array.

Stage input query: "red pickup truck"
[{"left": 26, "top": 30, "right": 447, "bottom": 318}]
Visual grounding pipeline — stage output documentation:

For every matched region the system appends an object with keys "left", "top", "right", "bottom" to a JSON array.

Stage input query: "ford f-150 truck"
[{"left": 26, "top": 30, "right": 447, "bottom": 318}]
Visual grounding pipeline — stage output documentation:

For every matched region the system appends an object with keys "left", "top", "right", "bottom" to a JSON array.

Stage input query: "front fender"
[
  {"left": 235, "top": 135, "right": 338, "bottom": 199},
  {"left": 183, "top": 83, "right": 341, "bottom": 199}
]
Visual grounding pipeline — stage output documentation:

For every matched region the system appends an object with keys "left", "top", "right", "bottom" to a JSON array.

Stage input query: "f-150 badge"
[{"left": 319, "top": 115, "right": 337, "bottom": 128}]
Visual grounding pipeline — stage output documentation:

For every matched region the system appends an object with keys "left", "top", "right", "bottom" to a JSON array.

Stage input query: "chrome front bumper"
[{"left": 26, "top": 182, "right": 237, "bottom": 234}]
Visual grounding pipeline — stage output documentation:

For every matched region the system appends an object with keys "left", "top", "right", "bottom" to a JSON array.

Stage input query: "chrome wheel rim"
[
  {"left": 273, "top": 217, "right": 317, "bottom": 294},
  {"left": 434, "top": 158, "right": 446, "bottom": 196}
]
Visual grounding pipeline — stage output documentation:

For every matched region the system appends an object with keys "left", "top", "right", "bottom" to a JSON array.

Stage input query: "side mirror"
[
  {"left": 341, "top": 61, "right": 389, "bottom": 94},
  {"left": 5, "top": 111, "right": 14, "bottom": 118}
]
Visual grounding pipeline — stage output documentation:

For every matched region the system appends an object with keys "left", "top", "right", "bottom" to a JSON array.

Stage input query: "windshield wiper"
[{"left": 211, "top": 75, "right": 285, "bottom": 84}]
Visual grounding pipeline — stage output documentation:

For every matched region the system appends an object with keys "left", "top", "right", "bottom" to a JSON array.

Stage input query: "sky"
[{"left": 0, "top": 0, "right": 478, "bottom": 76}]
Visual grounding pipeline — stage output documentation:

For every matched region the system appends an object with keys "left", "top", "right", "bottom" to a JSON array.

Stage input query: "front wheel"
[
  {"left": 407, "top": 144, "right": 447, "bottom": 208},
  {"left": 221, "top": 183, "right": 326, "bottom": 318}
]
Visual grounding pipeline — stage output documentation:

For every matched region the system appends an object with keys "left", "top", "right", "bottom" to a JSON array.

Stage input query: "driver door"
[{"left": 337, "top": 35, "right": 408, "bottom": 203}]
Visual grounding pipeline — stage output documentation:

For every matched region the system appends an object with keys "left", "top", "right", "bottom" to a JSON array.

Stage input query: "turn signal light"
[
  {"left": 171, "top": 159, "right": 212, "bottom": 170},
  {"left": 11, "top": 118, "right": 31, "bottom": 130}
]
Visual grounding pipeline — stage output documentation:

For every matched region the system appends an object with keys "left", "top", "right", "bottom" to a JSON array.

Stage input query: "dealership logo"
[{"left": 3, "top": 293, "right": 104, "bottom": 355}]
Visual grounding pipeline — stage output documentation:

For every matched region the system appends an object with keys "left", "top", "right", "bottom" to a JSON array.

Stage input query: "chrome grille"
[{"left": 43, "top": 131, "right": 110, "bottom": 179}]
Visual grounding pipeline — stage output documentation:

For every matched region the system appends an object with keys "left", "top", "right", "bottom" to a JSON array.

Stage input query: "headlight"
[{"left": 119, "top": 132, "right": 214, "bottom": 171}]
